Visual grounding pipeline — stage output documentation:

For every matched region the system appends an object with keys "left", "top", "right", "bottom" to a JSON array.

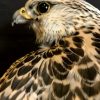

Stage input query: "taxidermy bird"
[{"left": 0, "top": 0, "right": 100, "bottom": 99}]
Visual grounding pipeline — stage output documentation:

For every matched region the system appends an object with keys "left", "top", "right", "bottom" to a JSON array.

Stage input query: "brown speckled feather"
[{"left": 0, "top": 0, "right": 100, "bottom": 99}]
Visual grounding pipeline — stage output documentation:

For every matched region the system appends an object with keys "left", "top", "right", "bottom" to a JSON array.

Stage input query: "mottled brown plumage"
[{"left": 0, "top": 0, "right": 100, "bottom": 99}]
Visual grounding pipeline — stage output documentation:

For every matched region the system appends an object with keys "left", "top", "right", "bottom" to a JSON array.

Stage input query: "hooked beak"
[{"left": 12, "top": 7, "right": 32, "bottom": 26}]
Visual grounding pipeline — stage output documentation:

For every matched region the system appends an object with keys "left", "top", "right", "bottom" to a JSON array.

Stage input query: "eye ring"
[{"left": 37, "top": 2, "right": 50, "bottom": 14}]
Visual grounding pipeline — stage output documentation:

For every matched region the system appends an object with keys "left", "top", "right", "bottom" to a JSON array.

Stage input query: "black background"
[{"left": 0, "top": 0, "right": 100, "bottom": 77}]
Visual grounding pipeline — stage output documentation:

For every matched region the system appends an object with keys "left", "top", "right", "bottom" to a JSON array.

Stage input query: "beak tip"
[{"left": 12, "top": 21, "right": 15, "bottom": 27}]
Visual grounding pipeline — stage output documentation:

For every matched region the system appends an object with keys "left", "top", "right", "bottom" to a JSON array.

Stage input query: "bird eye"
[{"left": 37, "top": 2, "right": 50, "bottom": 14}]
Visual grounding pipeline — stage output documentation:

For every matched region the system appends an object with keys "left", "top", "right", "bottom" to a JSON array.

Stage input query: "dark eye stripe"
[{"left": 29, "top": 4, "right": 33, "bottom": 9}]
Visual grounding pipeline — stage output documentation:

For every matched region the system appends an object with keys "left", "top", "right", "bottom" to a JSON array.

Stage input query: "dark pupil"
[{"left": 38, "top": 2, "right": 49, "bottom": 13}]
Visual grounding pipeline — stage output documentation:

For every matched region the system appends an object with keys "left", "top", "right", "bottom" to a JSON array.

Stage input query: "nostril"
[
  {"left": 20, "top": 8, "right": 26, "bottom": 14},
  {"left": 22, "top": 10, "right": 25, "bottom": 13}
]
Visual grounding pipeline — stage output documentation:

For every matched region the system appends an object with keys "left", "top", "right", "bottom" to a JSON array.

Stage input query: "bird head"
[{"left": 12, "top": 0, "right": 97, "bottom": 45}]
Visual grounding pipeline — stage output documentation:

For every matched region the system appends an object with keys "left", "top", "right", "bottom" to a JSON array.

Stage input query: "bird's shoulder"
[{"left": 0, "top": 30, "right": 100, "bottom": 99}]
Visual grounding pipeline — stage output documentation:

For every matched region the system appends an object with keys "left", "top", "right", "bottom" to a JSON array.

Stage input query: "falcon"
[{"left": 0, "top": 0, "right": 100, "bottom": 99}]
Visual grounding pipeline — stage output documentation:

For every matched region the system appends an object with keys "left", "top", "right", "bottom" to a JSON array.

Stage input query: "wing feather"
[{"left": 0, "top": 31, "right": 100, "bottom": 100}]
